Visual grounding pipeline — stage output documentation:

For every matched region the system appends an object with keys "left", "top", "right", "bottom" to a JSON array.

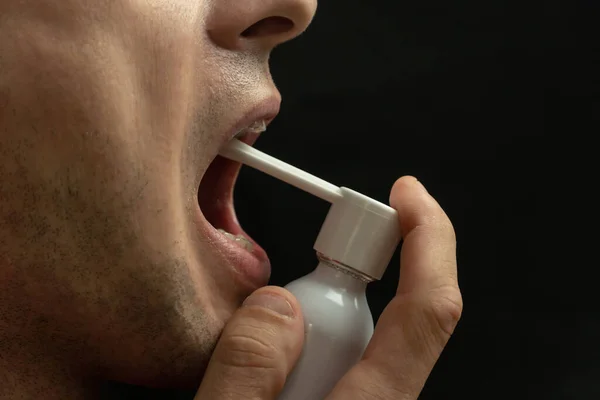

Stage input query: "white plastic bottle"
[
  {"left": 278, "top": 187, "right": 401, "bottom": 400},
  {"left": 217, "top": 141, "right": 401, "bottom": 399}
]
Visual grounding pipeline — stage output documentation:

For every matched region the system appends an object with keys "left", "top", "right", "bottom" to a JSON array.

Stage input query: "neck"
[
  {"left": 0, "top": 344, "right": 94, "bottom": 399},
  {"left": 0, "top": 265, "right": 93, "bottom": 399},
  {"left": 0, "top": 350, "right": 194, "bottom": 399},
  {"left": 0, "top": 304, "right": 194, "bottom": 399}
]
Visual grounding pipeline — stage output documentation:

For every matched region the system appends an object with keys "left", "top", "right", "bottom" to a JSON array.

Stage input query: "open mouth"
[{"left": 197, "top": 130, "right": 271, "bottom": 288}]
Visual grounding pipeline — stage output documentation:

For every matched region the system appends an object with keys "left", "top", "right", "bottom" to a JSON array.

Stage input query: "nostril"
[{"left": 241, "top": 16, "right": 294, "bottom": 38}]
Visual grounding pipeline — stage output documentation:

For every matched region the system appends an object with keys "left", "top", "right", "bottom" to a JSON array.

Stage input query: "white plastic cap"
[{"left": 314, "top": 187, "right": 401, "bottom": 281}]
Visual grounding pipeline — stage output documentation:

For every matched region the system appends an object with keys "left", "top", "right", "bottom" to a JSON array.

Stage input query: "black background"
[
  {"left": 235, "top": 1, "right": 597, "bottom": 399},
  {"left": 123, "top": 0, "right": 597, "bottom": 398}
]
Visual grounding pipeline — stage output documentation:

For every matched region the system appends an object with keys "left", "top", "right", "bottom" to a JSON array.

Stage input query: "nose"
[{"left": 206, "top": 0, "right": 317, "bottom": 51}]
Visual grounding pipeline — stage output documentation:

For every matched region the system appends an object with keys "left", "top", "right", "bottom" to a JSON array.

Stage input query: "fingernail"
[{"left": 243, "top": 293, "right": 295, "bottom": 317}]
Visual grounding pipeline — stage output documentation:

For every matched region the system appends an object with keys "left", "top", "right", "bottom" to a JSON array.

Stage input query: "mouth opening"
[
  {"left": 197, "top": 132, "right": 270, "bottom": 285},
  {"left": 198, "top": 154, "right": 243, "bottom": 235},
  {"left": 198, "top": 133, "right": 263, "bottom": 241}
]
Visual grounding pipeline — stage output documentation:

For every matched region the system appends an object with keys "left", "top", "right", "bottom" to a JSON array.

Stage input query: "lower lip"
[{"left": 201, "top": 219, "right": 272, "bottom": 290}]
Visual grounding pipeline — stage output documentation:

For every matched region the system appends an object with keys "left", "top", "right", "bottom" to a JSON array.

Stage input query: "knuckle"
[
  {"left": 424, "top": 286, "right": 463, "bottom": 340},
  {"left": 416, "top": 213, "right": 456, "bottom": 245},
  {"left": 443, "top": 219, "right": 457, "bottom": 243},
  {"left": 338, "top": 364, "right": 414, "bottom": 400},
  {"left": 219, "top": 327, "right": 280, "bottom": 370},
  {"left": 357, "top": 379, "right": 413, "bottom": 400},
  {"left": 435, "top": 215, "right": 456, "bottom": 244},
  {"left": 210, "top": 317, "right": 293, "bottom": 398}
]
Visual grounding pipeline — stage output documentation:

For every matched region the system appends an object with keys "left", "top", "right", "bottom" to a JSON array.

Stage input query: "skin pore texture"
[{"left": 0, "top": 0, "right": 316, "bottom": 398}]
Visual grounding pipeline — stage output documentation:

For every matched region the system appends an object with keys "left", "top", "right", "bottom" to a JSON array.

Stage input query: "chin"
[{"left": 106, "top": 101, "right": 282, "bottom": 390}]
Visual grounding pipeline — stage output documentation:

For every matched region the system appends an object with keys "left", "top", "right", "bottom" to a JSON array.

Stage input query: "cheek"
[{"left": 123, "top": 1, "right": 204, "bottom": 101}]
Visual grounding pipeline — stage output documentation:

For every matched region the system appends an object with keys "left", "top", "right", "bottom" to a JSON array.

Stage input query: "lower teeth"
[{"left": 217, "top": 229, "right": 254, "bottom": 251}]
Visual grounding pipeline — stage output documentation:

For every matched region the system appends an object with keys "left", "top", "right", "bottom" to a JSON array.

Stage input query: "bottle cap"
[{"left": 314, "top": 187, "right": 401, "bottom": 281}]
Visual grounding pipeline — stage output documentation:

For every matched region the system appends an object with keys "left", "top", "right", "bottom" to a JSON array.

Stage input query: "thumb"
[{"left": 195, "top": 286, "right": 305, "bottom": 400}]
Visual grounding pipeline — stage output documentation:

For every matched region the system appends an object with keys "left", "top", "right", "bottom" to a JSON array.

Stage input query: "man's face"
[{"left": 0, "top": 0, "right": 316, "bottom": 388}]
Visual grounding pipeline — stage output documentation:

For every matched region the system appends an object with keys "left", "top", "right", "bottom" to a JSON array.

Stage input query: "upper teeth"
[{"left": 234, "top": 120, "right": 266, "bottom": 138}]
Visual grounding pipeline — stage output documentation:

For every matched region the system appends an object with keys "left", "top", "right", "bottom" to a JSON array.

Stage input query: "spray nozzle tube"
[{"left": 219, "top": 139, "right": 343, "bottom": 203}]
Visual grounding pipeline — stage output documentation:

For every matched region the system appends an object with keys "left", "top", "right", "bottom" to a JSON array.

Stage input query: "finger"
[
  {"left": 392, "top": 176, "right": 459, "bottom": 297},
  {"left": 327, "top": 176, "right": 462, "bottom": 400},
  {"left": 195, "top": 286, "right": 304, "bottom": 400}
]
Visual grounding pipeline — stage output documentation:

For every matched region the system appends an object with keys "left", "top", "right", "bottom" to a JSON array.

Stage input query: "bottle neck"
[{"left": 315, "top": 253, "right": 373, "bottom": 292}]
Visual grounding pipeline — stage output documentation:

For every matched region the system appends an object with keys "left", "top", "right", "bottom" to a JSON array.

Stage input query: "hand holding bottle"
[{"left": 194, "top": 176, "right": 462, "bottom": 400}]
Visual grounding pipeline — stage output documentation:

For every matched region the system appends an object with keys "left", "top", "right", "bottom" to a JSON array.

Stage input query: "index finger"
[
  {"left": 327, "top": 176, "right": 462, "bottom": 400},
  {"left": 392, "top": 176, "right": 459, "bottom": 297}
]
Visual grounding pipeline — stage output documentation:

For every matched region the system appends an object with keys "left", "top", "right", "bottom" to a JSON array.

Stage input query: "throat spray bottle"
[{"left": 220, "top": 140, "right": 401, "bottom": 400}]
